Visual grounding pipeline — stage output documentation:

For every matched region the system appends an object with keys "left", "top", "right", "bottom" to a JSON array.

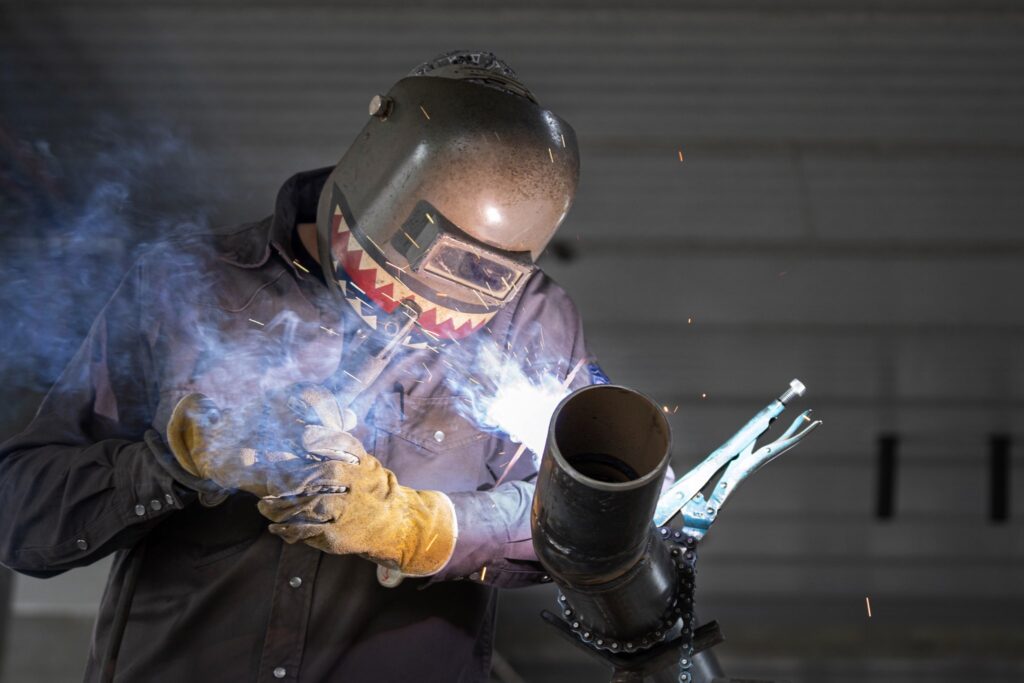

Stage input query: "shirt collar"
[{"left": 215, "top": 166, "right": 333, "bottom": 268}]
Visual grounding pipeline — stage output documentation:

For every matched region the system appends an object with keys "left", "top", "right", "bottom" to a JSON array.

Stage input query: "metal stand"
[
  {"left": 0, "top": 566, "right": 12, "bottom": 677},
  {"left": 541, "top": 610, "right": 724, "bottom": 683}
]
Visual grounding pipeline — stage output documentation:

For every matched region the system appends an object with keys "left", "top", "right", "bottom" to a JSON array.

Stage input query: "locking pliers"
[{"left": 653, "top": 379, "right": 821, "bottom": 539}]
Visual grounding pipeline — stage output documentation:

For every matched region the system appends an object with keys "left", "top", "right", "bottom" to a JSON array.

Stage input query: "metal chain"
[{"left": 554, "top": 527, "right": 699, "bottom": 682}]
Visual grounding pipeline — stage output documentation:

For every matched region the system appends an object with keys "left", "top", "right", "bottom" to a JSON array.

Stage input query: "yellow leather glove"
[
  {"left": 166, "top": 384, "right": 355, "bottom": 498},
  {"left": 257, "top": 430, "right": 457, "bottom": 577}
]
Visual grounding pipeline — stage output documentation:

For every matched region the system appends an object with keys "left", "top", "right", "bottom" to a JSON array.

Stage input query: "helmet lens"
[{"left": 422, "top": 236, "right": 527, "bottom": 301}]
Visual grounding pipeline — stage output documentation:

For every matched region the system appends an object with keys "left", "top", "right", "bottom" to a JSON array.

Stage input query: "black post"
[
  {"left": 989, "top": 435, "right": 1011, "bottom": 524},
  {"left": 876, "top": 434, "right": 898, "bottom": 520}
]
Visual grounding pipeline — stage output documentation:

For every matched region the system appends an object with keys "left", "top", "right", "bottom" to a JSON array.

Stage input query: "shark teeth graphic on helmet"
[
  {"left": 330, "top": 204, "right": 498, "bottom": 339},
  {"left": 334, "top": 206, "right": 345, "bottom": 233}
]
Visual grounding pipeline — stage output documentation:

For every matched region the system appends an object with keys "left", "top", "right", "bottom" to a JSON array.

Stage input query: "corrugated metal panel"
[{"left": 2, "top": 3, "right": 1022, "bottom": 677}]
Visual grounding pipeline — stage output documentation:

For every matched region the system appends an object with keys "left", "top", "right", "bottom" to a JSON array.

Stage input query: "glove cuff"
[
  {"left": 398, "top": 490, "right": 458, "bottom": 577},
  {"left": 145, "top": 430, "right": 230, "bottom": 506}
]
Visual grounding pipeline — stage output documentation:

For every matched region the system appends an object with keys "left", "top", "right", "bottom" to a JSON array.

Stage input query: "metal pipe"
[{"left": 532, "top": 384, "right": 674, "bottom": 642}]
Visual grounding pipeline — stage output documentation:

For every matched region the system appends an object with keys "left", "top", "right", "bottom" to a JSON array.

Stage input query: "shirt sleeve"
[{"left": 0, "top": 255, "right": 199, "bottom": 577}]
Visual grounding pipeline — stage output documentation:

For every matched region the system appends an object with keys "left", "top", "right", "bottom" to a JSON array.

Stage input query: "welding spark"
[
  {"left": 365, "top": 234, "right": 385, "bottom": 254},
  {"left": 865, "top": 597, "right": 872, "bottom": 617},
  {"left": 425, "top": 533, "right": 439, "bottom": 552},
  {"left": 421, "top": 363, "right": 433, "bottom": 382},
  {"left": 342, "top": 370, "right": 363, "bottom": 384},
  {"left": 471, "top": 289, "right": 492, "bottom": 308},
  {"left": 419, "top": 105, "right": 431, "bottom": 120},
  {"left": 418, "top": 326, "right": 440, "bottom": 341},
  {"left": 678, "top": 149, "right": 685, "bottom": 162},
  {"left": 548, "top": 148, "right": 555, "bottom": 163},
  {"left": 564, "top": 358, "right": 587, "bottom": 387},
  {"left": 292, "top": 259, "right": 311, "bottom": 274},
  {"left": 320, "top": 326, "right": 338, "bottom": 336},
  {"left": 479, "top": 566, "right": 487, "bottom": 582},
  {"left": 403, "top": 230, "right": 421, "bottom": 248},
  {"left": 425, "top": 213, "right": 435, "bottom": 225},
  {"left": 560, "top": 133, "right": 566, "bottom": 148},
  {"left": 687, "top": 317, "right": 694, "bottom": 324},
  {"left": 495, "top": 444, "right": 529, "bottom": 488},
  {"left": 701, "top": 392, "right": 708, "bottom": 399},
  {"left": 248, "top": 318, "right": 265, "bottom": 327}
]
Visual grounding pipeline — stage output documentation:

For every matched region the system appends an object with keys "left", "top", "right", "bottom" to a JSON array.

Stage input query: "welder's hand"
[
  {"left": 258, "top": 437, "right": 457, "bottom": 577},
  {"left": 165, "top": 384, "right": 357, "bottom": 498}
]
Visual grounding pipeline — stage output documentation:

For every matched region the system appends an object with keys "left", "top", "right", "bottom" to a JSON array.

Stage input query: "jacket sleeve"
[{"left": 0, "top": 256, "right": 198, "bottom": 578}]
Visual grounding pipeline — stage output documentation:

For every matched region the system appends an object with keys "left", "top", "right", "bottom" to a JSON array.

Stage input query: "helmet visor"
[
  {"left": 393, "top": 200, "right": 535, "bottom": 303},
  {"left": 422, "top": 239, "right": 528, "bottom": 301}
]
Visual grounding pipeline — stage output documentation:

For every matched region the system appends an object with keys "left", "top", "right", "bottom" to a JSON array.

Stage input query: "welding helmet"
[{"left": 316, "top": 51, "right": 580, "bottom": 340}]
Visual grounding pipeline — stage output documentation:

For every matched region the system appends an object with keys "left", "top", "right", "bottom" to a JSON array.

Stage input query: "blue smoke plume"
[
  {"left": 0, "top": 119, "right": 579, "bottom": 493},
  {"left": 0, "top": 119, "right": 214, "bottom": 407}
]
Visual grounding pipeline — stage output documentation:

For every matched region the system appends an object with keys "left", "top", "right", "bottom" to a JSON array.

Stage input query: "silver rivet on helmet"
[{"left": 368, "top": 94, "right": 393, "bottom": 118}]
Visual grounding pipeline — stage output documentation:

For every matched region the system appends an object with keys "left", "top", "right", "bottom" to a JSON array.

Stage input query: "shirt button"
[
  {"left": 76, "top": 538, "right": 89, "bottom": 551},
  {"left": 134, "top": 504, "right": 146, "bottom": 517},
  {"left": 273, "top": 667, "right": 287, "bottom": 679},
  {"left": 149, "top": 499, "right": 163, "bottom": 512},
  {"left": 433, "top": 430, "right": 445, "bottom": 443},
  {"left": 288, "top": 576, "right": 302, "bottom": 589},
  {"left": 164, "top": 493, "right": 175, "bottom": 506}
]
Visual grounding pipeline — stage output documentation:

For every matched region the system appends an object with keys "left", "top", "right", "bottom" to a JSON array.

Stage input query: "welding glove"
[
  {"left": 257, "top": 429, "right": 457, "bottom": 577},
  {"left": 165, "top": 384, "right": 356, "bottom": 498}
]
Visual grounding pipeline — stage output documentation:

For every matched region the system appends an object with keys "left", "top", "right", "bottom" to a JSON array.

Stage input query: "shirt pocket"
[{"left": 368, "top": 391, "right": 495, "bottom": 493}]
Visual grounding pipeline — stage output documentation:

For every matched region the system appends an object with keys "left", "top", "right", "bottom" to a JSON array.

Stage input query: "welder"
[{"left": 0, "top": 51, "right": 619, "bottom": 682}]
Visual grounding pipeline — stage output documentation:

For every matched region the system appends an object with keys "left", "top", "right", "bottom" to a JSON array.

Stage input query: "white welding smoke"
[{"left": 445, "top": 336, "right": 573, "bottom": 463}]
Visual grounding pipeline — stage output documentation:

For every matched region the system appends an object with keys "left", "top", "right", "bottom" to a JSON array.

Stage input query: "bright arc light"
[{"left": 446, "top": 338, "right": 571, "bottom": 463}]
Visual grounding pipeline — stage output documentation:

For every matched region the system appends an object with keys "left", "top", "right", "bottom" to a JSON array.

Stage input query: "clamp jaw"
[{"left": 653, "top": 379, "right": 822, "bottom": 539}]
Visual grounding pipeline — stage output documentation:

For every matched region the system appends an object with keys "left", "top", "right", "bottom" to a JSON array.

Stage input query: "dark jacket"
[{"left": 0, "top": 169, "right": 594, "bottom": 682}]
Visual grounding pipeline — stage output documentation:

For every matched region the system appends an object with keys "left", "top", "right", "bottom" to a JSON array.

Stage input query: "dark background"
[{"left": 1, "top": 1, "right": 1023, "bottom": 682}]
